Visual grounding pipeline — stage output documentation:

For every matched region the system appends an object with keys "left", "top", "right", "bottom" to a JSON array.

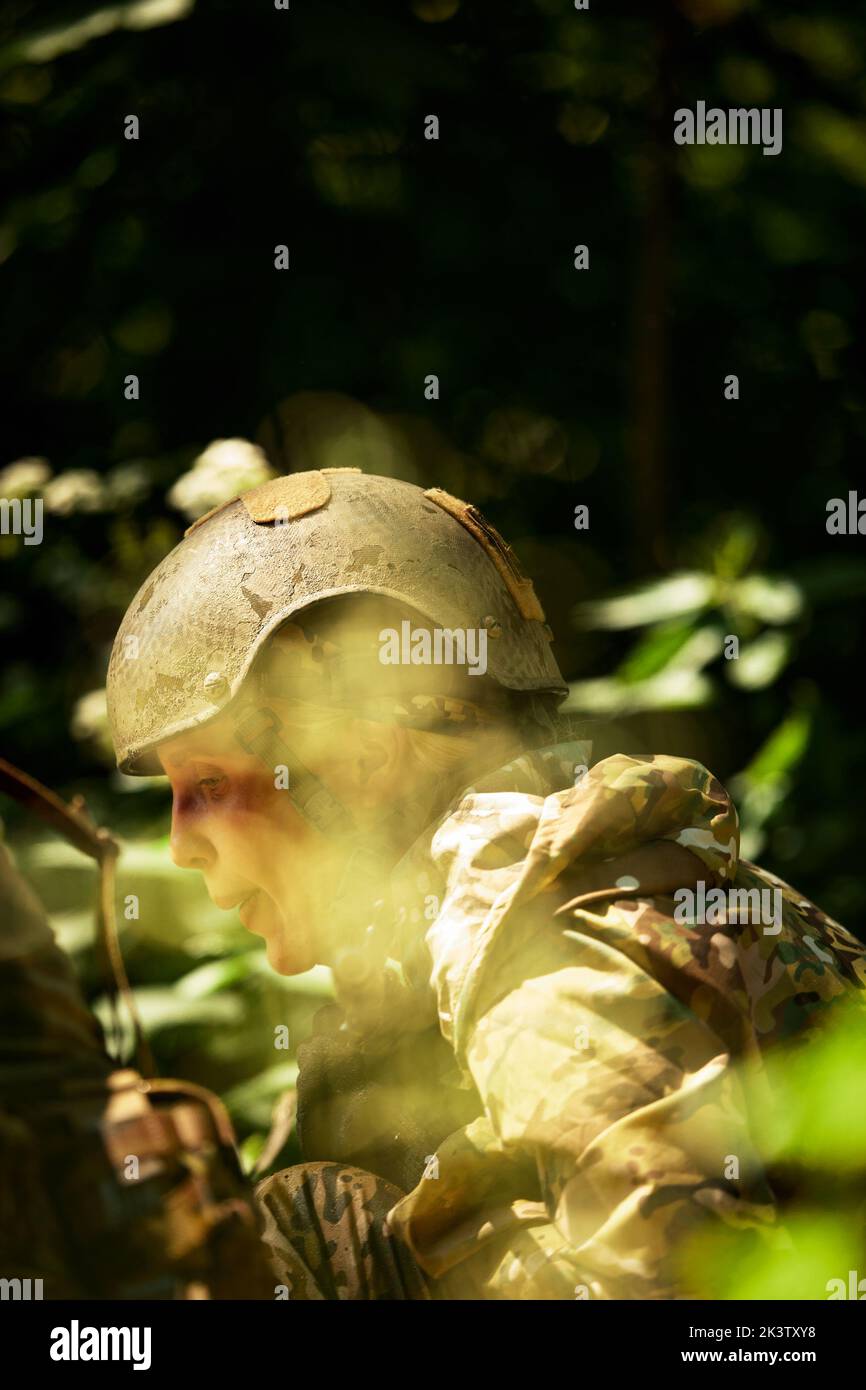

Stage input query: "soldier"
[
  {"left": 105, "top": 468, "right": 866, "bottom": 1300},
  {"left": 0, "top": 758, "right": 274, "bottom": 1300}
]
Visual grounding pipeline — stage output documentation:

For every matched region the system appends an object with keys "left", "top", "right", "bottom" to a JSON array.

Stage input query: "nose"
[{"left": 169, "top": 789, "right": 215, "bottom": 871}]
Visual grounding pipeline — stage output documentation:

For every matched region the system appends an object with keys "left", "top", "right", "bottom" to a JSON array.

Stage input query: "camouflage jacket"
[{"left": 297, "top": 740, "right": 866, "bottom": 1300}]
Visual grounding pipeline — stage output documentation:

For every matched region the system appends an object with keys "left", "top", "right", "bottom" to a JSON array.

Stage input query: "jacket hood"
[{"left": 360, "top": 741, "right": 739, "bottom": 1065}]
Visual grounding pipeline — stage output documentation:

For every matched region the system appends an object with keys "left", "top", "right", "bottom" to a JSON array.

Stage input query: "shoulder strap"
[{"left": 0, "top": 756, "right": 153, "bottom": 1076}]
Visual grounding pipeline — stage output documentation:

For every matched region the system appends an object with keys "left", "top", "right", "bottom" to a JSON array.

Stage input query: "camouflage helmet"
[{"left": 107, "top": 469, "right": 567, "bottom": 774}]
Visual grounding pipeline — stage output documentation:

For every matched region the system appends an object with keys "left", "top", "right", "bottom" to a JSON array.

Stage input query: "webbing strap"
[
  {"left": 229, "top": 706, "right": 390, "bottom": 986},
  {"left": 233, "top": 705, "right": 354, "bottom": 837},
  {"left": 0, "top": 755, "right": 154, "bottom": 1076}
]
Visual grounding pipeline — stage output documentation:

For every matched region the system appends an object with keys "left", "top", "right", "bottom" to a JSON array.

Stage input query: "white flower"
[
  {"left": 106, "top": 462, "right": 150, "bottom": 507},
  {"left": 0, "top": 457, "right": 52, "bottom": 497},
  {"left": 71, "top": 687, "right": 108, "bottom": 742},
  {"left": 43, "top": 469, "right": 106, "bottom": 514},
  {"left": 70, "top": 687, "right": 115, "bottom": 763},
  {"left": 167, "top": 438, "right": 275, "bottom": 520}
]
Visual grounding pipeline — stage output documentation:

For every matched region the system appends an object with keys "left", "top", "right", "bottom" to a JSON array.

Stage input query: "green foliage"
[
  {"left": 1, "top": 0, "right": 864, "bottom": 1179},
  {"left": 567, "top": 514, "right": 866, "bottom": 878},
  {"left": 678, "top": 999, "right": 866, "bottom": 1300}
]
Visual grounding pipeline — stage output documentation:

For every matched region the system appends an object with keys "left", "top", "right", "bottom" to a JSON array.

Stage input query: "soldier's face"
[
  {"left": 158, "top": 706, "right": 339, "bottom": 974},
  {"left": 157, "top": 700, "right": 403, "bottom": 975}
]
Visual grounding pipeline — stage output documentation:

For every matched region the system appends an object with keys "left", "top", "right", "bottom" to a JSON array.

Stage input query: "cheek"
[
  {"left": 214, "top": 782, "right": 321, "bottom": 887},
  {"left": 223, "top": 769, "right": 277, "bottom": 817}
]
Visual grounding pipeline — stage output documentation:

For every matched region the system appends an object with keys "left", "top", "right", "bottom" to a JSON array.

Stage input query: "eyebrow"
[
  {"left": 161, "top": 745, "right": 233, "bottom": 770},
  {"left": 159, "top": 747, "right": 196, "bottom": 770}
]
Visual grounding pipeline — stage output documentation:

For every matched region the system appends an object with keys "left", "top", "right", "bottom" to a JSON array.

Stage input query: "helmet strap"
[
  {"left": 230, "top": 702, "right": 390, "bottom": 970},
  {"left": 233, "top": 704, "right": 353, "bottom": 837}
]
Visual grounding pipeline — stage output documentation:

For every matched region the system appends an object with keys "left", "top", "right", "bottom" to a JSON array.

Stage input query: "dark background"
[{"left": 1, "top": 0, "right": 865, "bottom": 1173}]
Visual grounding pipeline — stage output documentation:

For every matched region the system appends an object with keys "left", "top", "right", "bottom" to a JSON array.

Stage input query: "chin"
[{"left": 264, "top": 932, "right": 316, "bottom": 977}]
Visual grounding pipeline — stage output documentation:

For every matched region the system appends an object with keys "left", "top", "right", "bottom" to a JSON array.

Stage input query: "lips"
[
  {"left": 214, "top": 890, "right": 257, "bottom": 912},
  {"left": 238, "top": 891, "right": 261, "bottom": 928}
]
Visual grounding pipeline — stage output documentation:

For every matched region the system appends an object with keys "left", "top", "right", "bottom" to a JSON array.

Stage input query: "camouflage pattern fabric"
[
  {"left": 0, "top": 840, "right": 113, "bottom": 1295},
  {"left": 256, "top": 1162, "right": 432, "bottom": 1300},
  {"left": 283, "top": 741, "right": 866, "bottom": 1299}
]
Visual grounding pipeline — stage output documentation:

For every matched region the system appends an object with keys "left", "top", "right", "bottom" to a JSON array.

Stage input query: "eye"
[{"left": 195, "top": 772, "right": 228, "bottom": 801}]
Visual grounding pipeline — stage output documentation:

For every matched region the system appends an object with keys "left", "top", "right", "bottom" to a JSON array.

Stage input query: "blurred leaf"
[
  {"left": 177, "top": 951, "right": 333, "bottom": 999},
  {"left": 253, "top": 1087, "right": 298, "bottom": 1176},
  {"left": 754, "top": 201, "right": 826, "bottom": 265},
  {"left": 176, "top": 953, "right": 261, "bottom": 998},
  {"left": 618, "top": 623, "right": 724, "bottom": 684},
  {"left": 727, "top": 631, "right": 793, "bottom": 689},
  {"left": 769, "top": 19, "right": 863, "bottom": 80},
  {"left": 112, "top": 304, "right": 173, "bottom": 356},
  {"left": 94, "top": 985, "right": 243, "bottom": 1037},
  {"left": 729, "top": 706, "right": 813, "bottom": 859},
  {"left": 799, "top": 105, "right": 866, "bottom": 188},
  {"left": 680, "top": 142, "right": 748, "bottom": 191},
  {"left": 678, "top": 1000, "right": 866, "bottom": 1298},
  {"left": 223, "top": 1061, "right": 299, "bottom": 1131},
  {"left": 573, "top": 573, "right": 714, "bottom": 630},
  {"left": 718, "top": 55, "right": 775, "bottom": 105},
  {"left": 739, "top": 708, "right": 812, "bottom": 785},
  {"left": 48, "top": 909, "right": 95, "bottom": 957},
  {"left": 565, "top": 668, "right": 715, "bottom": 716},
  {"left": 251, "top": 958, "right": 334, "bottom": 995},
  {"left": 703, "top": 513, "right": 763, "bottom": 581},
  {"left": 752, "top": 1002, "right": 866, "bottom": 1172},
  {"left": 12, "top": 0, "right": 196, "bottom": 67},
  {"left": 679, "top": 1208, "right": 860, "bottom": 1300},
  {"left": 667, "top": 625, "right": 726, "bottom": 671},
  {"left": 728, "top": 573, "right": 803, "bottom": 625},
  {"left": 615, "top": 621, "right": 697, "bottom": 682},
  {"left": 238, "top": 1131, "right": 266, "bottom": 1177}
]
